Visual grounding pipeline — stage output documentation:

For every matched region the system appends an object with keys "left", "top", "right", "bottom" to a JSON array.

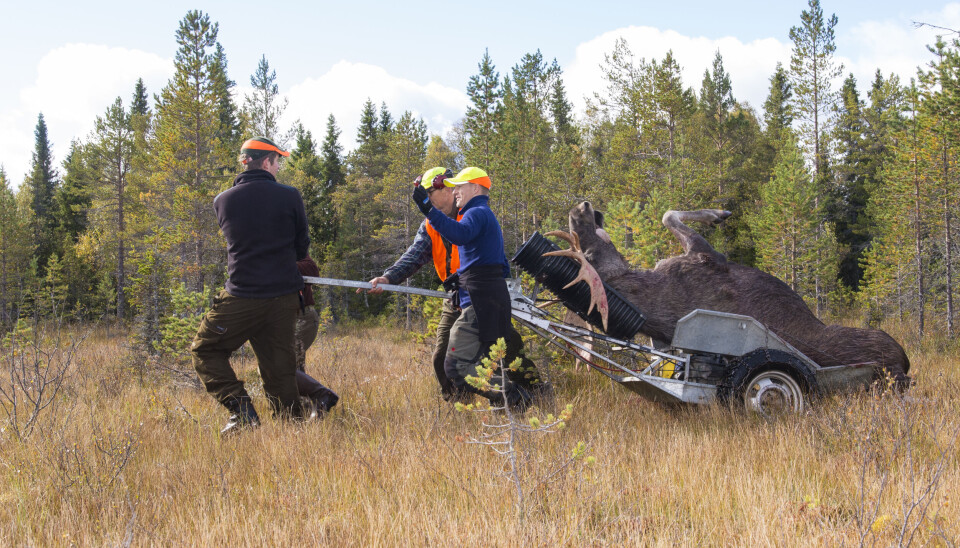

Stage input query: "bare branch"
[{"left": 912, "top": 21, "right": 960, "bottom": 34}]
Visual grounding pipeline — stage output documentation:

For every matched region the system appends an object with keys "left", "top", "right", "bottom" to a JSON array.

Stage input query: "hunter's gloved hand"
[{"left": 412, "top": 184, "right": 433, "bottom": 216}]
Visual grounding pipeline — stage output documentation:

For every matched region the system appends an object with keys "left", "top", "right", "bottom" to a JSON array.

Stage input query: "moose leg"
[{"left": 661, "top": 209, "right": 731, "bottom": 255}]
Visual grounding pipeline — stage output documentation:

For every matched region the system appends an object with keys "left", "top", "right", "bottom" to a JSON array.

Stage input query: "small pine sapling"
[{"left": 455, "top": 337, "right": 591, "bottom": 517}]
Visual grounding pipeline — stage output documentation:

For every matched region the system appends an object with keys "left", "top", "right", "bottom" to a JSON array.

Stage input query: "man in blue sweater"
[{"left": 411, "top": 167, "right": 536, "bottom": 409}]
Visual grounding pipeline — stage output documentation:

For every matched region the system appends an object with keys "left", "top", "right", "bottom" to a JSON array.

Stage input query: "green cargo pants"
[
  {"left": 433, "top": 298, "right": 461, "bottom": 399},
  {"left": 192, "top": 290, "right": 301, "bottom": 415},
  {"left": 444, "top": 305, "right": 543, "bottom": 399}
]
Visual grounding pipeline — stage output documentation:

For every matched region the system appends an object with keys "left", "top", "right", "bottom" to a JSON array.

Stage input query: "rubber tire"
[{"left": 721, "top": 348, "right": 819, "bottom": 416}]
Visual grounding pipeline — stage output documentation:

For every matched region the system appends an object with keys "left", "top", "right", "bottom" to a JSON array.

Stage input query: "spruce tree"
[
  {"left": 131, "top": 78, "right": 149, "bottom": 117},
  {"left": 280, "top": 122, "right": 326, "bottom": 260},
  {"left": 378, "top": 102, "right": 394, "bottom": 135},
  {"left": 550, "top": 77, "right": 577, "bottom": 146},
  {"left": 357, "top": 99, "right": 379, "bottom": 146},
  {"left": 763, "top": 63, "right": 794, "bottom": 139},
  {"left": 27, "top": 113, "right": 59, "bottom": 271},
  {"left": 39, "top": 253, "right": 68, "bottom": 319},
  {"left": 755, "top": 63, "right": 798, "bottom": 240},
  {"left": 57, "top": 140, "right": 94, "bottom": 243},
  {"left": 320, "top": 114, "right": 346, "bottom": 190},
  {"left": 349, "top": 99, "right": 391, "bottom": 179},
  {"left": 464, "top": 49, "right": 503, "bottom": 171},
  {"left": 125, "top": 78, "right": 155, "bottom": 325},
  {"left": 211, "top": 42, "right": 241, "bottom": 151},
  {"left": 831, "top": 74, "right": 871, "bottom": 290},
  {"left": 288, "top": 122, "right": 321, "bottom": 177}
]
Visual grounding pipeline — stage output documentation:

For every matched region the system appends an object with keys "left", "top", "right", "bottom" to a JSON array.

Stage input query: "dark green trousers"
[
  {"left": 293, "top": 305, "right": 338, "bottom": 403},
  {"left": 295, "top": 306, "right": 320, "bottom": 372},
  {"left": 192, "top": 290, "right": 300, "bottom": 415}
]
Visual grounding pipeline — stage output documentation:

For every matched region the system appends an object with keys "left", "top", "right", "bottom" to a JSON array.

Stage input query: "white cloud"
[
  {"left": 842, "top": 4, "right": 960, "bottom": 88},
  {"left": 3, "top": 53, "right": 466, "bottom": 184},
  {"left": 6, "top": 7, "right": 959, "bottom": 186},
  {"left": 0, "top": 109, "right": 32, "bottom": 185},
  {"left": 2, "top": 43, "right": 172, "bottom": 184},
  {"left": 564, "top": 26, "right": 792, "bottom": 117},
  {"left": 282, "top": 61, "right": 469, "bottom": 151},
  {"left": 563, "top": 7, "right": 960, "bottom": 124}
]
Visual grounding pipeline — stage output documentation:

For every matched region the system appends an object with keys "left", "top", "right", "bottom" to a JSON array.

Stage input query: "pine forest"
[{"left": 2, "top": 6, "right": 960, "bottom": 353}]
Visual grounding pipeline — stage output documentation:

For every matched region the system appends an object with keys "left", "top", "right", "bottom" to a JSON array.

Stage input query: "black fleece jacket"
[{"left": 214, "top": 169, "right": 309, "bottom": 298}]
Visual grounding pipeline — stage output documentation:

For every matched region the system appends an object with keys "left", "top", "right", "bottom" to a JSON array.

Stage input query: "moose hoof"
[{"left": 709, "top": 210, "right": 732, "bottom": 224}]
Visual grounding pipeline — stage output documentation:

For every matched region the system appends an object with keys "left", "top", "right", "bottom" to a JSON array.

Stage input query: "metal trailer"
[
  {"left": 305, "top": 270, "right": 878, "bottom": 417},
  {"left": 505, "top": 279, "right": 877, "bottom": 417}
]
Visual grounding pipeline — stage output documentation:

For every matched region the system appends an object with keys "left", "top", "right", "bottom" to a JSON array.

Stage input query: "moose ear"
[{"left": 594, "top": 210, "right": 605, "bottom": 229}]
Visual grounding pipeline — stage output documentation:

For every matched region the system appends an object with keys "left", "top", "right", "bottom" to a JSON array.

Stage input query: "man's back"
[{"left": 214, "top": 169, "right": 309, "bottom": 298}]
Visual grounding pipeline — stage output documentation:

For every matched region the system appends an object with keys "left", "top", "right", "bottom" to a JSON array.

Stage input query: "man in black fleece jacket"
[{"left": 191, "top": 136, "right": 309, "bottom": 434}]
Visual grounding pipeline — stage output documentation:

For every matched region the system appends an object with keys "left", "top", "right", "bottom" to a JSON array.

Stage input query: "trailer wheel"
[{"left": 723, "top": 349, "right": 818, "bottom": 418}]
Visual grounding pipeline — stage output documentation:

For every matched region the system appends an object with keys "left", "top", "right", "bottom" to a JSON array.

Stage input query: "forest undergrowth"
[{"left": 0, "top": 321, "right": 957, "bottom": 546}]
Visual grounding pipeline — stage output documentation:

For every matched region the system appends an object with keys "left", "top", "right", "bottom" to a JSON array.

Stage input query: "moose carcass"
[{"left": 551, "top": 201, "right": 910, "bottom": 386}]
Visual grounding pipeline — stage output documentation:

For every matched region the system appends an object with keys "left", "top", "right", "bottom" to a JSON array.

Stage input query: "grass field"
[{"left": 1, "top": 321, "right": 957, "bottom": 546}]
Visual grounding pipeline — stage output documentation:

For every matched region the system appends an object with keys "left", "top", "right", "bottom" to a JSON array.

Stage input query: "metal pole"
[{"left": 303, "top": 276, "right": 451, "bottom": 300}]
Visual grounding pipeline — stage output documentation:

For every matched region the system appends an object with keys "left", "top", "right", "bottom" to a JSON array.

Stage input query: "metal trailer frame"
[
  {"left": 305, "top": 276, "right": 879, "bottom": 414},
  {"left": 505, "top": 279, "right": 878, "bottom": 414}
]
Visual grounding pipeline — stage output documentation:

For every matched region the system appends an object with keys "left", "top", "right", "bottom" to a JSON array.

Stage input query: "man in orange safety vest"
[{"left": 362, "top": 167, "right": 547, "bottom": 404}]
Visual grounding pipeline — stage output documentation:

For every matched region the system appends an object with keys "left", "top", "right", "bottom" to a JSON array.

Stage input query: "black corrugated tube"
[{"left": 511, "top": 232, "right": 646, "bottom": 341}]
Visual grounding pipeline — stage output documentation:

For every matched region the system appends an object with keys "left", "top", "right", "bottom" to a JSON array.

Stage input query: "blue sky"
[{"left": 3, "top": 0, "right": 959, "bottom": 184}]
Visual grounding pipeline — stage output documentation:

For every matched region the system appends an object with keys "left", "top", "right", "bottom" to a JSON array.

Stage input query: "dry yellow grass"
[{"left": 1, "top": 323, "right": 957, "bottom": 545}]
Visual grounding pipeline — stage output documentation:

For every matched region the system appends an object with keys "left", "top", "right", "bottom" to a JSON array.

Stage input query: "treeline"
[{"left": 1, "top": 1, "right": 959, "bottom": 350}]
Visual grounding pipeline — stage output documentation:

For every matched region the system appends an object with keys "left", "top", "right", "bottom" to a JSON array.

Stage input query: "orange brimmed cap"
[
  {"left": 445, "top": 167, "right": 491, "bottom": 189},
  {"left": 240, "top": 136, "right": 289, "bottom": 163}
]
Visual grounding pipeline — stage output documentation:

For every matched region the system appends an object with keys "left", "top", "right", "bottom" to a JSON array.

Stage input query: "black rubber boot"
[
  {"left": 296, "top": 370, "right": 339, "bottom": 418},
  {"left": 472, "top": 376, "right": 532, "bottom": 413},
  {"left": 527, "top": 380, "right": 555, "bottom": 403},
  {"left": 310, "top": 387, "right": 339, "bottom": 418},
  {"left": 442, "top": 389, "right": 475, "bottom": 404},
  {"left": 220, "top": 395, "right": 261, "bottom": 435},
  {"left": 503, "top": 382, "right": 533, "bottom": 413}
]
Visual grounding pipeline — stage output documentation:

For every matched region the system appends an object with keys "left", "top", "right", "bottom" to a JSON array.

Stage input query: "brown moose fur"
[{"left": 566, "top": 201, "right": 910, "bottom": 383}]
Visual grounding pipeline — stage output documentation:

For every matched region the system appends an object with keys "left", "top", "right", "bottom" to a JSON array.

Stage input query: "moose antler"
[{"left": 543, "top": 230, "right": 610, "bottom": 331}]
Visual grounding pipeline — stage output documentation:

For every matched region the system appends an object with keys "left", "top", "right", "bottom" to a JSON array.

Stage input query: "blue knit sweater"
[{"left": 426, "top": 195, "right": 510, "bottom": 308}]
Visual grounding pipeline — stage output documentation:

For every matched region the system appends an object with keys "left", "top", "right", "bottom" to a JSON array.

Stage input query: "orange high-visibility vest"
[{"left": 425, "top": 215, "right": 462, "bottom": 280}]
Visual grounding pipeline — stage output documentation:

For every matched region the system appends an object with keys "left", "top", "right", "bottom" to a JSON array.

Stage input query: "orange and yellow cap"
[
  {"left": 445, "top": 167, "right": 491, "bottom": 189},
  {"left": 420, "top": 167, "right": 452, "bottom": 190}
]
